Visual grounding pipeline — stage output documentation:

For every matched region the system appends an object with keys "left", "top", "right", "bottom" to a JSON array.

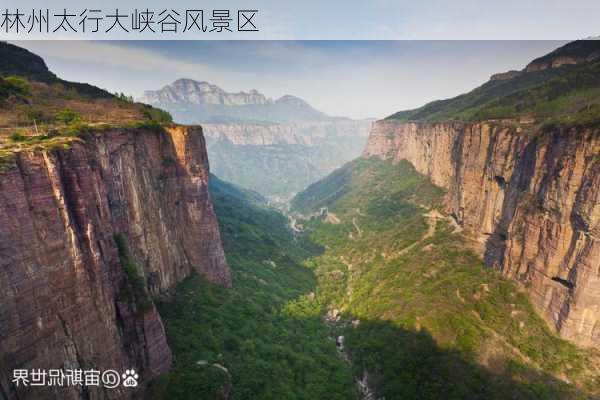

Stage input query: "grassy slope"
[
  {"left": 0, "top": 76, "right": 172, "bottom": 171},
  {"left": 292, "top": 158, "right": 600, "bottom": 399},
  {"left": 0, "top": 72, "right": 171, "bottom": 129},
  {"left": 386, "top": 49, "right": 600, "bottom": 127},
  {"left": 0, "top": 43, "right": 173, "bottom": 165},
  {"left": 151, "top": 176, "right": 358, "bottom": 400}
]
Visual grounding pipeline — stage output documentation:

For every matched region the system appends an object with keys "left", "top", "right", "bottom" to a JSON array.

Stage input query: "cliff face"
[
  {"left": 525, "top": 40, "right": 600, "bottom": 72},
  {"left": 203, "top": 120, "right": 372, "bottom": 199},
  {"left": 202, "top": 120, "right": 372, "bottom": 146},
  {"left": 363, "top": 120, "right": 600, "bottom": 347},
  {"left": 0, "top": 125, "right": 230, "bottom": 399}
]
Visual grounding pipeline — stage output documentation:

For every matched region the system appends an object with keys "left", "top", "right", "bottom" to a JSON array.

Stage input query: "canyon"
[
  {"left": 363, "top": 40, "right": 600, "bottom": 348},
  {"left": 140, "top": 79, "right": 372, "bottom": 199},
  {"left": 0, "top": 125, "right": 230, "bottom": 399},
  {"left": 363, "top": 120, "right": 599, "bottom": 347},
  {"left": 1, "top": 38, "right": 600, "bottom": 400},
  {"left": 203, "top": 120, "right": 371, "bottom": 200}
]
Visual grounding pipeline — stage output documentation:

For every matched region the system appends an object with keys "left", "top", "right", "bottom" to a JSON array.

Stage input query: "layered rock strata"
[
  {"left": 364, "top": 119, "right": 600, "bottom": 347},
  {"left": 0, "top": 125, "right": 230, "bottom": 399}
]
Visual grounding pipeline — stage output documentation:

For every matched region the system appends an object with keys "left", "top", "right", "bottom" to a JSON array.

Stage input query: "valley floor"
[{"left": 152, "top": 159, "right": 600, "bottom": 400}]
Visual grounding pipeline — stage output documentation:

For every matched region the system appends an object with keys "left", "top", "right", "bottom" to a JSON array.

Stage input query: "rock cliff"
[
  {"left": 525, "top": 40, "right": 600, "bottom": 72},
  {"left": 0, "top": 125, "right": 230, "bottom": 399},
  {"left": 203, "top": 120, "right": 372, "bottom": 199},
  {"left": 363, "top": 119, "right": 600, "bottom": 347},
  {"left": 202, "top": 120, "right": 372, "bottom": 146}
]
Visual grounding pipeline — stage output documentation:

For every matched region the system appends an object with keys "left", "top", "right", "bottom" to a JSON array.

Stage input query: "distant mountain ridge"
[
  {"left": 140, "top": 78, "right": 330, "bottom": 123},
  {"left": 387, "top": 39, "right": 600, "bottom": 125},
  {"left": 140, "top": 78, "right": 372, "bottom": 199},
  {"left": 525, "top": 39, "right": 600, "bottom": 72}
]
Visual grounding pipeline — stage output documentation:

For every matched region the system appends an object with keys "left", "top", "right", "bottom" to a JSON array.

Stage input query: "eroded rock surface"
[
  {"left": 0, "top": 125, "right": 230, "bottom": 399},
  {"left": 364, "top": 119, "right": 600, "bottom": 347}
]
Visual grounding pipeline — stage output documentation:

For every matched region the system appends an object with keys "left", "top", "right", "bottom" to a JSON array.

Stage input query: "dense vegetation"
[
  {"left": 151, "top": 176, "right": 357, "bottom": 399},
  {"left": 153, "top": 159, "right": 599, "bottom": 399},
  {"left": 387, "top": 41, "right": 600, "bottom": 127},
  {"left": 0, "top": 75, "right": 29, "bottom": 101},
  {"left": 292, "top": 158, "right": 599, "bottom": 399}
]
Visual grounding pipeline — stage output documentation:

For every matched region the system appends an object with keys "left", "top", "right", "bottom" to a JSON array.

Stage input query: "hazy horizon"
[{"left": 18, "top": 40, "right": 565, "bottom": 119}]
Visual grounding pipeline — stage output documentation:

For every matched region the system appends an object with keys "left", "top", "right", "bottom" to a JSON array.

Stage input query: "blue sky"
[{"left": 18, "top": 40, "right": 565, "bottom": 119}]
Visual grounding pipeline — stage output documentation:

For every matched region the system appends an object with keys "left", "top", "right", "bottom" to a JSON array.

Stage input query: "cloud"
[
  {"left": 16, "top": 41, "right": 209, "bottom": 77},
  {"left": 12, "top": 40, "right": 565, "bottom": 119}
]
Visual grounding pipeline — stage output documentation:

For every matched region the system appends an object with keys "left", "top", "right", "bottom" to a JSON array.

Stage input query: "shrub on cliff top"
[
  {"left": 55, "top": 108, "right": 82, "bottom": 125},
  {"left": 9, "top": 132, "right": 27, "bottom": 142},
  {"left": 0, "top": 75, "right": 29, "bottom": 100},
  {"left": 141, "top": 104, "right": 173, "bottom": 124}
]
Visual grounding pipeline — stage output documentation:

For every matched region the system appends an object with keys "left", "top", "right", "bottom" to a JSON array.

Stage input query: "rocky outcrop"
[
  {"left": 489, "top": 70, "right": 522, "bottom": 81},
  {"left": 0, "top": 125, "right": 230, "bottom": 399},
  {"left": 525, "top": 40, "right": 600, "bottom": 72},
  {"left": 363, "top": 119, "right": 600, "bottom": 348}
]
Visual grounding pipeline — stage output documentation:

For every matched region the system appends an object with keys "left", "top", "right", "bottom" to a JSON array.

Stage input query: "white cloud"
[
  {"left": 17, "top": 41, "right": 209, "bottom": 77},
  {"left": 11, "top": 40, "right": 566, "bottom": 119}
]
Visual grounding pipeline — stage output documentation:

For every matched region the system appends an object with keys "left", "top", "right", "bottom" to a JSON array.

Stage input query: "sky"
[
  {"left": 17, "top": 40, "right": 565, "bottom": 119},
  {"left": 2, "top": 0, "right": 600, "bottom": 40}
]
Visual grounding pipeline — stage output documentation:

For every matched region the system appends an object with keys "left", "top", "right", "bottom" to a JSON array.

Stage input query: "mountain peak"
[
  {"left": 171, "top": 78, "right": 212, "bottom": 88},
  {"left": 140, "top": 78, "right": 332, "bottom": 124},
  {"left": 275, "top": 94, "right": 313, "bottom": 107},
  {"left": 141, "top": 78, "right": 269, "bottom": 107}
]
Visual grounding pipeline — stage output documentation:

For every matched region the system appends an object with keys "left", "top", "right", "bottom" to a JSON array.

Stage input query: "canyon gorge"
[
  {"left": 363, "top": 40, "right": 600, "bottom": 348},
  {"left": 1, "top": 38, "right": 599, "bottom": 400},
  {"left": 140, "top": 79, "right": 372, "bottom": 199},
  {"left": 364, "top": 120, "right": 600, "bottom": 347},
  {"left": 0, "top": 124, "right": 231, "bottom": 399}
]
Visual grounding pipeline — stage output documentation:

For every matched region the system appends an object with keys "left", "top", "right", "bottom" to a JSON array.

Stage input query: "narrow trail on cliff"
[{"left": 386, "top": 208, "right": 445, "bottom": 260}]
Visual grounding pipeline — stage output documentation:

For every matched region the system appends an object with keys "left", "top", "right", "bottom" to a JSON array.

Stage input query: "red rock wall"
[
  {"left": 364, "top": 119, "right": 600, "bottom": 348},
  {"left": 0, "top": 125, "right": 230, "bottom": 399}
]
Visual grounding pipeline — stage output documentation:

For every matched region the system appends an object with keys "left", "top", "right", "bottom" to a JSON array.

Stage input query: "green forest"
[{"left": 152, "top": 159, "right": 599, "bottom": 399}]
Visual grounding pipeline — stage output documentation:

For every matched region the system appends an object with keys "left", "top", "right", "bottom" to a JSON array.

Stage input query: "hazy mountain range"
[
  {"left": 140, "top": 79, "right": 332, "bottom": 124},
  {"left": 140, "top": 79, "right": 373, "bottom": 200}
]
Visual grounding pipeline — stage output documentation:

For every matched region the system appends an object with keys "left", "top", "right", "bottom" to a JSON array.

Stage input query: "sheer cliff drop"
[
  {"left": 363, "top": 40, "right": 600, "bottom": 348},
  {"left": 0, "top": 124, "right": 231, "bottom": 399}
]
